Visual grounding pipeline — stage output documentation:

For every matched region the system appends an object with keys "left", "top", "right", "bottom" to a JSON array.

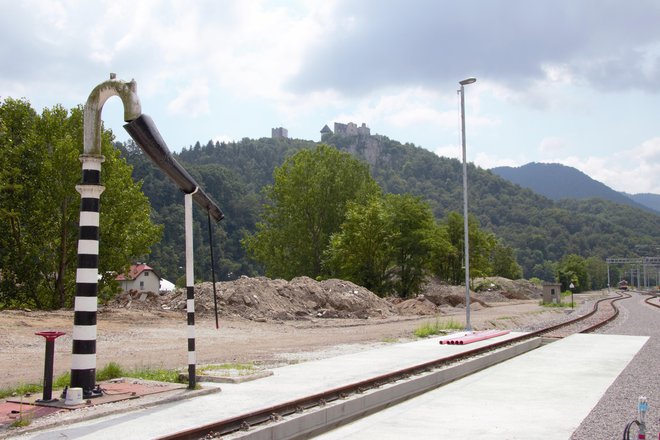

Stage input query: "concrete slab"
[
  {"left": 315, "top": 333, "right": 649, "bottom": 440},
  {"left": 6, "top": 378, "right": 188, "bottom": 409},
  {"left": 12, "top": 331, "right": 528, "bottom": 439}
]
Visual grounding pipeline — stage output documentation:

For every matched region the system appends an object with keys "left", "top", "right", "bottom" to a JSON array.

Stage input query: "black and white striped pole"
[
  {"left": 185, "top": 189, "right": 197, "bottom": 389},
  {"left": 73, "top": 74, "right": 223, "bottom": 396},
  {"left": 71, "top": 75, "right": 141, "bottom": 397}
]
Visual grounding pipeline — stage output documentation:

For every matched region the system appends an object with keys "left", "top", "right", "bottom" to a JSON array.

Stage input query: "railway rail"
[
  {"left": 644, "top": 293, "right": 660, "bottom": 309},
  {"left": 160, "top": 291, "right": 630, "bottom": 440}
]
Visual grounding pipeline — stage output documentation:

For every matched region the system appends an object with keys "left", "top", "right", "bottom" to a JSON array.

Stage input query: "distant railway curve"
[
  {"left": 158, "top": 291, "right": 629, "bottom": 440},
  {"left": 541, "top": 291, "right": 630, "bottom": 338},
  {"left": 643, "top": 293, "right": 660, "bottom": 309}
]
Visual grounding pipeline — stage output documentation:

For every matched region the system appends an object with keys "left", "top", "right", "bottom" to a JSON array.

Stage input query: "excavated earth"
[{"left": 0, "top": 276, "right": 584, "bottom": 389}]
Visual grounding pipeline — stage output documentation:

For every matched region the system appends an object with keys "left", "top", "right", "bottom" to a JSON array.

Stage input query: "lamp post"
[{"left": 459, "top": 77, "right": 476, "bottom": 331}]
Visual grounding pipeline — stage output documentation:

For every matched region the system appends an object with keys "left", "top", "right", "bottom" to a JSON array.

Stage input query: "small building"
[
  {"left": 320, "top": 124, "right": 333, "bottom": 141},
  {"left": 542, "top": 282, "right": 562, "bottom": 305},
  {"left": 271, "top": 127, "right": 288, "bottom": 139},
  {"left": 116, "top": 263, "right": 161, "bottom": 293}
]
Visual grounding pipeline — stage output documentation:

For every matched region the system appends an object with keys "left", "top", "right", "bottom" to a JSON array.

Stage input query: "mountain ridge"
[{"left": 490, "top": 162, "right": 658, "bottom": 214}]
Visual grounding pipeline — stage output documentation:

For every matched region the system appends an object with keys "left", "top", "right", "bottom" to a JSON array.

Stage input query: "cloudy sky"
[{"left": 2, "top": 0, "right": 659, "bottom": 194}]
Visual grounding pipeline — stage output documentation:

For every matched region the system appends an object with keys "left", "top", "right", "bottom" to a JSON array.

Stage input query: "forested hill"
[
  {"left": 118, "top": 135, "right": 659, "bottom": 282},
  {"left": 491, "top": 162, "right": 656, "bottom": 213}
]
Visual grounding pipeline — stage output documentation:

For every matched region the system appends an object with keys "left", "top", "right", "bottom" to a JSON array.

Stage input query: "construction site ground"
[
  {"left": 0, "top": 276, "right": 585, "bottom": 390},
  {"left": 0, "top": 276, "right": 611, "bottom": 436}
]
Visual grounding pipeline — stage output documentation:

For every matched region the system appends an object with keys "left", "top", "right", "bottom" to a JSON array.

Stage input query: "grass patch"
[
  {"left": 199, "top": 363, "right": 257, "bottom": 377},
  {"left": 540, "top": 301, "right": 575, "bottom": 308},
  {"left": 0, "top": 362, "right": 184, "bottom": 399},
  {"left": 127, "top": 366, "right": 183, "bottom": 383},
  {"left": 0, "top": 383, "right": 41, "bottom": 400},
  {"left": 381, "top": 337, "right": 399, "bottom": 343},
  {"left": 97, "top": 362, "right": 125, "bottom": 381},
  {"left": 414, "top": 318, "right": 464, "bottom": 338}
]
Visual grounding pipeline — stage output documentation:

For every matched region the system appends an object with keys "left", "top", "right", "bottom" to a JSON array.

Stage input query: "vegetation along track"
[{"left": 159, "top": 292, "right": 630, "bottom": 440}]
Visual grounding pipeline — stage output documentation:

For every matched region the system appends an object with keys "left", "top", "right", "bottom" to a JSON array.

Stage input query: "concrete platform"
[
  {"left": 8, "top": 332, "right": 647, "bottom": 439},
  {"left": 315, "top": 333, "right": 649, "bottom": 440},
  {"left": 10, "top": 331, "right": 529, "bottom": 439}
]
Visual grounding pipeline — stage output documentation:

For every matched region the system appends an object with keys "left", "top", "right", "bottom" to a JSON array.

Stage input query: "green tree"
[
  {"left": 585, "top": 256, "right": 608, "bottom": 290},
  {"left": 0, "top": 98, "right": 161, "bottom": 309},
  {"left": 325, "top": 197, "right": 395, "bottom": 295},
  {"left": 385, "top": 194, "right": 437, "bottom": 297},
  {"left": 244, "top": 145, "right": 380, "bottom": 279},
  {"left": 556, "top": 254, "right": 588, "bottom": 293},
  {"left": 490, "top": 242, "right": 523, "bottom": 280},
  {"left": 326, "top": 194, "right": 438, "bottom": 298},
  {"left": 434, "top": 211, "right": 497, "bottom": 285}
]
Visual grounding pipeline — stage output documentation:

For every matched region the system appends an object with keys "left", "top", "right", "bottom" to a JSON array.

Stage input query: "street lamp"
[{"left": 459, "top": 77, "right": 476, "bottom": 331}]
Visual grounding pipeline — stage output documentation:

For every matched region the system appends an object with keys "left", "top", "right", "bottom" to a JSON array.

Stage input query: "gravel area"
[{"left": 571, "top": 292, "right": 659, "bottom": 440}]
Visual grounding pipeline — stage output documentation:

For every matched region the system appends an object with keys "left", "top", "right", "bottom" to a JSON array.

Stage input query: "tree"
[
  {"left": 0, "top": 98, "right": 161, "bottom": 309},
  {"left": 490, "top": 242, "right": 523, "bottom": 280},
  {"left": 385, "top": 194, "right": 437, "bottom": 297},
  {"left": 556, "top": 254, "right": 588, "bottom": 293},
  {"left": 326, "top": 194, "right": 438, "bottom": 298},
  {"left": 434, "top": 211, "right": 497, "bottom": 285},
  {"left": 325, "top": 198, "right": 395, "bottom": 295},
  {"left": 244, "top": 145, "right": 380, "bottom": 279},
  {"left": 585, "top": 256, "right": 608, "bottom": 290}
]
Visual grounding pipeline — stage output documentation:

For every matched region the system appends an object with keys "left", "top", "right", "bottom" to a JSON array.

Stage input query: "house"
[{"left": 116, "top": 263, "right": 161, "bottom": 293}]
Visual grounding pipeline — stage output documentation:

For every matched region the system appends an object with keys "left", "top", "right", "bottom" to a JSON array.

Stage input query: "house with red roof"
[{"left": 115, "top": 263, "right": 161, "bottom": 293}]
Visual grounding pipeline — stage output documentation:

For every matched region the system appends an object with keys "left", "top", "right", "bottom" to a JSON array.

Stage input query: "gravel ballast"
[{"left": 571, "top": 292, "right": 659, "bottom": 439}]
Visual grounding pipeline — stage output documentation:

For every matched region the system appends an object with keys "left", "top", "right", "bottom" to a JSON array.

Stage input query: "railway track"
[
  {"left": 644, "top": 293, "right": 660, "bottom": 309},
  {"left": 160, "top": 291, "right": 630, "bottom": 440}
]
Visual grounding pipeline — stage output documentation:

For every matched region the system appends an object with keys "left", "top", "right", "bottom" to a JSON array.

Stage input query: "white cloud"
[
  {"left": 549, "top": 138, "right": 660, "bottom": 194},
  {"left": 167, "top": 79, "right": 210, "bottom": 117},
  {"left": 539, "top": 137, "right": 569, "bottom": 154}
]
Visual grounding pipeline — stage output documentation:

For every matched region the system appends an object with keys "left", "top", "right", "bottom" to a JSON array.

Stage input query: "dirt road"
[{"left": 0, "top": 299, "right": 572, "bottom": 389}]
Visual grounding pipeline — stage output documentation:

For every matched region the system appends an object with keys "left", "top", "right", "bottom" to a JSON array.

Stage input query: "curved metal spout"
[{"left": 83, "top": 73, "right": 142, "bottom": 156}]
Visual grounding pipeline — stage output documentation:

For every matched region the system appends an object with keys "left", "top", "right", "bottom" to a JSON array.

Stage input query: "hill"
[
  {"left": 117, "top": 135, "right": 659, "bottom": 282},
  {"left": 625, "top": 193, "right": 660, "bottom": 213},
  {"left": 491, "top": 162, "right": 657, "bottom": 213}
]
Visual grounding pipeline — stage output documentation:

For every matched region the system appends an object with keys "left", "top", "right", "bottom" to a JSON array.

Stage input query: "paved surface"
[
  {"left": 6, "top": 330, "right": 648, "bottom": 439},
  {"left": 9, "top": 332, "right": 526, "bottom": 439},
  {"left": 316, "top": 333, "right": 648, "bottom": 439}
]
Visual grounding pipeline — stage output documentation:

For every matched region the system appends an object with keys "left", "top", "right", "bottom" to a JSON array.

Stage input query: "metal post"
[
  {"left": 607, "top": 262, "right": 611, "bottom": 295},
  {"left": 459, "top": 77, "right": 476, "bottom": 332},
  {"left": 185, "top": 191, "right": 197, "bottom": 389},
  {"left": 36, "top": 331, "right": 65, "bottom": 402}
]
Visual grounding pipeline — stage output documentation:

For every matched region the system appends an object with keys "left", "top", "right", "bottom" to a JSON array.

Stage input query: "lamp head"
[{"left": 459, "top": 77, "right": 477, "bottom": 86}]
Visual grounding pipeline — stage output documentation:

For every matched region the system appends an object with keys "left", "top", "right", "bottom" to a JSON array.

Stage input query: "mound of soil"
[
  {"left": 108, "top": 276, "right": 538, "bottom": 322},
  {"left": 164, "top": 276, "right": 395, "bottom": 321}
]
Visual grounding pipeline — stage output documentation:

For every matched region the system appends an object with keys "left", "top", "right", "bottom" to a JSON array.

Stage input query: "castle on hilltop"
[{"left": 320, "top": 122, "right": 370, "bottom": 141}]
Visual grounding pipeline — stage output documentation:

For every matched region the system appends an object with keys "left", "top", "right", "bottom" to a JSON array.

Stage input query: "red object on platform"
[
  {"left": 439, "top": 330, "right": 510, "bottom": 345},
  {"left": 35, "top": 331, "right": 66, "bottom": 341}
]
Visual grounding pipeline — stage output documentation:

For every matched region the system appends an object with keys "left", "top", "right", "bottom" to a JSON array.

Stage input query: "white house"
[{"left": 116, "top": 263, "right": 161, "bottom": 293}]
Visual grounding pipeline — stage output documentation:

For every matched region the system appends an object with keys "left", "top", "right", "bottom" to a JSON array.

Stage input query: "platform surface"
[
  {"left": 317, "top": 333, "right": 649, "bottom": 439},
  {"left": 12, "top": 332, "right": 647, "bottom": 439}
]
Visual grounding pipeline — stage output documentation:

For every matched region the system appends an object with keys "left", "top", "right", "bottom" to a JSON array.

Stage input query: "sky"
[{"left": 1, "top": 0, "right": 659, "bottom": 195}]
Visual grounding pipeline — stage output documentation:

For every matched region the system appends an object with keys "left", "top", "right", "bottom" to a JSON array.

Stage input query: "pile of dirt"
[
  {"left": 473, "top": 277, "right": 542, "bottom": 300},
  {"left": 419, "top": 279, "right": 490, "bottom": 308},
  {"left": 390, "top": 296, "right": 440, "bottom": 315},
  {"left": 109, "top": 290, "right": 164, "bottom": 310},
  {"left": 107, "top": 276, "right": 537, "bottom": 321},
  {"left": 164, "top": 276, "right": 396, "bottom": 321}
]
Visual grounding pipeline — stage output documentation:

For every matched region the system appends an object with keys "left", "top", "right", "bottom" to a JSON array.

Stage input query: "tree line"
[
  {"left": 0, "top": 99, "right": 161, "bottom": 309},
  {"left": 2, "top": 97, "right": 657, "bottom": 308}
]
